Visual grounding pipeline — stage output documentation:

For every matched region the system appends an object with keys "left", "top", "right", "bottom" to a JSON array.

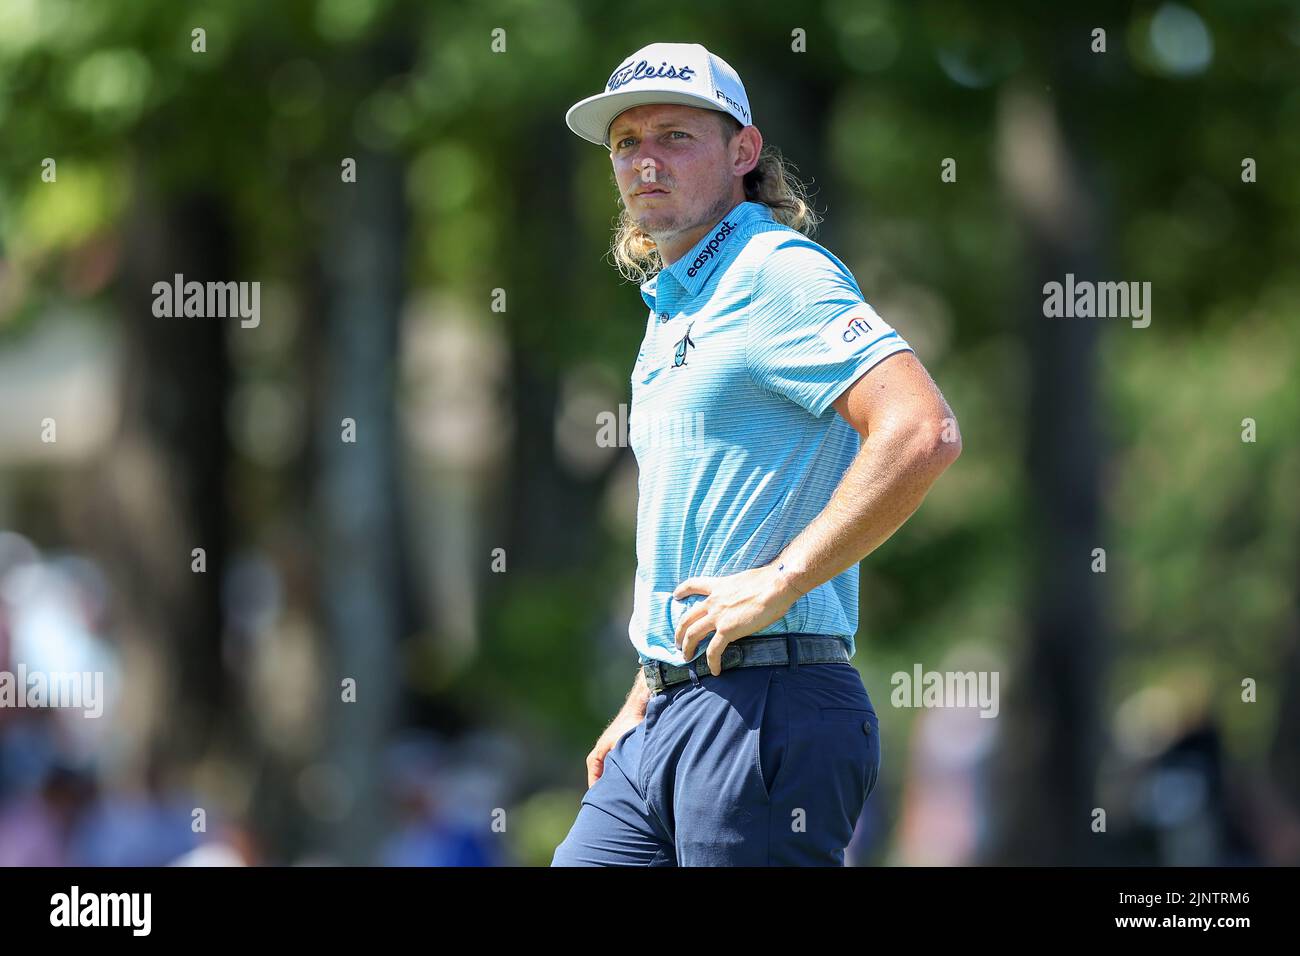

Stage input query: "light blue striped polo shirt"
[{"left": 628, "top": 199, "right": 914, "bottom": 665}]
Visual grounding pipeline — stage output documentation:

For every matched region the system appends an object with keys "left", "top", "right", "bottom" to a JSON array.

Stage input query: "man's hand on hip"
[{"left": 672, "top": 563, "right": 802, "bottom": 674}]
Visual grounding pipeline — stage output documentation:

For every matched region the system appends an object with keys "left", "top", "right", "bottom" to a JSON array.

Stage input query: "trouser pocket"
[
  {"left": 764, "top": 668, "right": 882, "bottom": 864},
  {"left": 818, "top": 706, "right": 881, "bottom": 802},
  {"left": 754, "top": 670, "right": 788, "bottom": 802}
]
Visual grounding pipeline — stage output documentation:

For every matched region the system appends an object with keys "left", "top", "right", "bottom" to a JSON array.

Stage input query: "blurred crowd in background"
[
  {"left": 1, "top": 0, "right": 1298, "bottom": 865},
  {"left": 3, "top": 530, "right": 1296, "bottom": 866},
  {"left": 0, "top": 532, "right": 514, "bottom": 865}
]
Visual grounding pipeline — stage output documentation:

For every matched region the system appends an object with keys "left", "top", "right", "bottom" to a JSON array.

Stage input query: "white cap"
[{"left": 565, "top": 42, "right": 752, "bottom": 147}]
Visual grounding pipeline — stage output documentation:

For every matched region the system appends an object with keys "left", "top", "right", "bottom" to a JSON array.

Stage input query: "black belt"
[{"left": 642, "top": 633, "right": 850, "bottom": 694}]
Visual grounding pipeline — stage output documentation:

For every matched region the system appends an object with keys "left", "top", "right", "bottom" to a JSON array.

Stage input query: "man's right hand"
[{"left": 586, "top": 709, "right": 646, "bottom": 789}]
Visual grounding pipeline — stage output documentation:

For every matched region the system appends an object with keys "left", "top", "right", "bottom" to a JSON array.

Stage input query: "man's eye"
[
  {"left": 669, "top": 131, "right": 689, "bottom": 139},
  {"left": 616, "top": 138, "right": 635, "bottom": 149}
]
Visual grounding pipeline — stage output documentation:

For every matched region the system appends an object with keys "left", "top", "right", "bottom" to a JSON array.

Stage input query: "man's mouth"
[{"left": 635, "top": 187, "right": 669, "bottom": 197}]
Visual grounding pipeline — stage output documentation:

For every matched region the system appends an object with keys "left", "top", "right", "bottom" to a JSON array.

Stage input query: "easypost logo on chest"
[
  {"left": 607, "top": 59, "right": 696, "bottom": 91},
  {"left": 818, "top": 306, "right": 881, "bottom": 356},
  {"left": 685, "top": 220, "right": 737, "bottom": 278}
]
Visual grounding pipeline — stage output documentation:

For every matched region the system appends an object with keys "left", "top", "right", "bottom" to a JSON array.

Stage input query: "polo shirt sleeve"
[{"left": 745, "top": 240, "right": 914, "bottom": 417}]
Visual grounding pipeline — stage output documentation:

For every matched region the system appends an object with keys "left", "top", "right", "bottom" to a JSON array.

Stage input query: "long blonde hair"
[{"left": 610, "top": 114, "right": 821, "bottom": 284}]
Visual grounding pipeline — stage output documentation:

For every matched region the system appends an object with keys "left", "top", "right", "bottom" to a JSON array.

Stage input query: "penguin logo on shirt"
[{"left": 672, "top": 322, "right": 696, "bottom": 368}]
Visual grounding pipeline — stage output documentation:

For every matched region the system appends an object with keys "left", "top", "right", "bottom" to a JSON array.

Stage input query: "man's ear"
[{"left": 734, "top": 125, "right": 762, "bottom": 177}]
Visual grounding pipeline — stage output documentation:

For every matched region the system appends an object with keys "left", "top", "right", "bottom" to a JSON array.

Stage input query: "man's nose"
[{"left": 632, "top": 150, "right": 663, "bottom": 182}]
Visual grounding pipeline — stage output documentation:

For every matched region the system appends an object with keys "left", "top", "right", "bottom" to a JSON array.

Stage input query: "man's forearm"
[
  {"left": 620, "top": 668, "right": 651, "bottom": 717},
  {"left": 775, "top": 417, "right": 959, "bottom": 596}
]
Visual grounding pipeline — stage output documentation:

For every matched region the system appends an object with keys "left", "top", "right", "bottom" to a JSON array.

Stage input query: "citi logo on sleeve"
[
  {"left": 685, "top": 220, "right": 736, "bottom": 277},
  {"left": 817, "top": 307, "right": 884, "bottom": 355},
  {"left": 608, "top": 60, "right": 696, "bottom": 91}
]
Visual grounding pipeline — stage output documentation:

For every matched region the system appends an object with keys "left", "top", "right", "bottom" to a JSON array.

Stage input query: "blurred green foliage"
[{"left": 1, "top": 0, "right": 1297, "bottom": 824}]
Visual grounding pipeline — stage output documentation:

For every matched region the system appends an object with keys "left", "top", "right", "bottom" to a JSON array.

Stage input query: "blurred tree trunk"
[
  {"left": 310, "top": 145, "right": 409, "bottom": 864},
  {"left": 498, "top": 115, "right": 611, "bottom": 575},
  {"left": 102, "top": 187, "right": 236, "bottom": 772},
  {"left": 988, "top": 81, "right": 1107, "bottom": 864},
  {"left": 1269, "top": 602, "right": 1300, "bottom": 824}
]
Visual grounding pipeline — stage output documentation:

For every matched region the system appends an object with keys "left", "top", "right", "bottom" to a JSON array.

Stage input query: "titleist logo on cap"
[{"left": 608, "top": 60, "right": 697, "bottom": 91}]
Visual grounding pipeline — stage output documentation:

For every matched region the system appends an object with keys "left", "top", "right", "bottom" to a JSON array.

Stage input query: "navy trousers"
[{"left": 552, "top": 652, "right": 881, "bottom": 866}]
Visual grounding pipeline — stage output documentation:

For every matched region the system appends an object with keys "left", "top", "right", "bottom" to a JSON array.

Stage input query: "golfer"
[{"left": 552, "top": 42, "right": 961, "bottom": 866}]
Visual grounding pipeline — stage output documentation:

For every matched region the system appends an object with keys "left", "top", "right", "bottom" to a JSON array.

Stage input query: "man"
[{"left": 552, "top": 42, "right": 961, "bottom": 866}]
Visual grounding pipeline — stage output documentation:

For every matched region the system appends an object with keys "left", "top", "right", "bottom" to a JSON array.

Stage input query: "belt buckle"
[{"left": 645, "top": 661, "right": 664, "bottom": 693}]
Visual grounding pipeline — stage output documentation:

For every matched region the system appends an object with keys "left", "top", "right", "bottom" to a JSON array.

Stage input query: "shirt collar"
[{"left": 639, "top": 201, "right": 772, "bottom": 310}]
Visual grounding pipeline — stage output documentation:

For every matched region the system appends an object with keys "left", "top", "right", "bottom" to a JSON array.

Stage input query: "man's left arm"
[{"left": 673, "top": 349, "right": 961, "bottom": 671}]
